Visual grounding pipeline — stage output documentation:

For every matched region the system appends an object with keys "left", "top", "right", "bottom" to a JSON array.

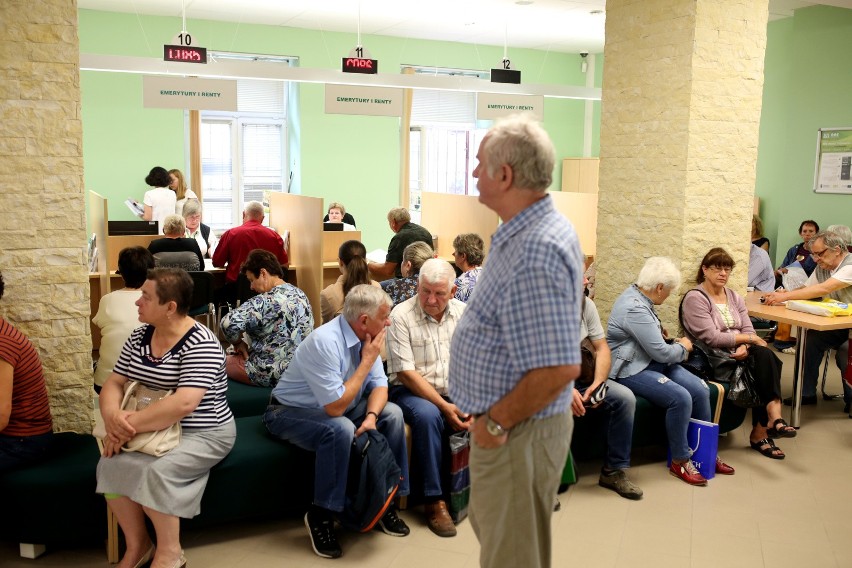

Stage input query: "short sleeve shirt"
[
  {"left": 449, "top": 196, "right": 584, "bottom": 418},
  {"left": 272, "top": 316, "right": 388, "bottom": 410},
  {"left": 580, "top": 298, "right": 605, "bottom": 342},
  {"left": 386, "top": 222, "right": 433, "bottom": 278}
]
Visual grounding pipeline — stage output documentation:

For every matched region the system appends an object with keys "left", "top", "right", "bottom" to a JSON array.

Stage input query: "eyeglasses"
[
  {"left": 810, "top": 247, "right": 835, "bottom": 259},
  {"left": 707, "top": 265, "right": 733, "bottom": 274}
]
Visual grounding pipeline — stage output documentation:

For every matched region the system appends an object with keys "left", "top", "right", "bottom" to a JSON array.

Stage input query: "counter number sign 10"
[{"left": 164, "top": 31, "right": 207, "bottom": 64}]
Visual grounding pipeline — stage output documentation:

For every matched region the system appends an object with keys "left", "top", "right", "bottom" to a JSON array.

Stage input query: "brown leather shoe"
[{"left": 425, "top": 500, "right": 456, "bottom": 537}]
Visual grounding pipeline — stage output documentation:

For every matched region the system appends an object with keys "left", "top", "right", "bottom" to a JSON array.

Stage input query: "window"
[
  {"left": 407, "top": 66, "right": 490, "bottom": 214},
  {"left": 200, "top": 70, "right": 290, "bottom": 233}
]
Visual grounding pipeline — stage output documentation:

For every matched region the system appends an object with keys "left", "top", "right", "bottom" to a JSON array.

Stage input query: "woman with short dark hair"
[
  {"left": 142, "top": 167, "right": 177, "bottom": 233},
  {"left": 681, "top": 248, "right": 792, "bottom": 460},
  {"left": 97, "top": 268, "right": 235, "bottom": 568},
  {"left": 92, "top": 247, "right": 155, "bottom": 388},
  {"left": 220, "top": 250, "right": 314, "bottom": 387},
  {"left": 452, "top": 233, "right": 485, "bottom": 303}
]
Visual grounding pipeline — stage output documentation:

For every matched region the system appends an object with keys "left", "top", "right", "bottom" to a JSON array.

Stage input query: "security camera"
[{"left": 580, "top": 51, "right": 589, "bottom": 58}]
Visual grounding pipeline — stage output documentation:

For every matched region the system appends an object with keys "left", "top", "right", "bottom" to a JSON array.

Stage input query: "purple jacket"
[{"left": 681, "top": 286, "right": 754, "bottom": 350}]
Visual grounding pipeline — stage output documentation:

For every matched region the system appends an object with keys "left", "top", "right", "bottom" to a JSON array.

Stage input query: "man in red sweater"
[{"left": 213, "top": 201, "right": 288, "bottom": 306}]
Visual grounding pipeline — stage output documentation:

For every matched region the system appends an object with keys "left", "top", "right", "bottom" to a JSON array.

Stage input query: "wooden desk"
[{"left": 745, "top": 291, "right": 852, "bottom": 427}]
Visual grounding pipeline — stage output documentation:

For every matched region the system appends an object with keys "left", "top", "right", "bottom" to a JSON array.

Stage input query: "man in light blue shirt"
[
  {"left": 264, "top": 285, "right": 410, "bottom": 559},
  {"left": 449, "top": 115, "right": 583, "bottom": 568}
]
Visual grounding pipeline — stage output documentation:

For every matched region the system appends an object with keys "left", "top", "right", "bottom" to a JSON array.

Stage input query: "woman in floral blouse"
[
  {"left": 220, "top": 249, "right": 313, "bottom": 387},
  {"left": 452, "top": 233, "right": 484, "bottom": 303},
  {"left": 382, "top": 241, "right": 434, "bottom": 307}
]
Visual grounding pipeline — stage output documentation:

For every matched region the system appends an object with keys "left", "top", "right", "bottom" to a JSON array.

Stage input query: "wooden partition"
[
  {"left": 268, "top": 193, "right": 323, "bottom": 325},
  {"left": 420, "top": 193, "right": 499, "bottom": 261},
  {"left": 88, "top": 191, "right": 109, "bottom": 349},
  {"left": 106, "top": 235, "right": 160, "bottom": 272},
  {"left": 548, "top": 191, "right": 598, "bottom": 256},
  {"left": 323, "top": 231, "right": 362, "bottom": 262}
]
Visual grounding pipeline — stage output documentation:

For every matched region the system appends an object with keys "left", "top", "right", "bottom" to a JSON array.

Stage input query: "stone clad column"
[
  {"left": 0, "top": 0, "right": 93, "bottom": 432},
  {"left": 595, "top": 0, "right": 768, "bottom": 327}
]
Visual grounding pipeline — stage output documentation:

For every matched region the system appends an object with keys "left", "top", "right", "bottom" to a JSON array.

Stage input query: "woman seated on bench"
[
  {"left": 0, "top": 270, "right": 53, "bottom": 472},
  {"left": 607, "top": 257, "right": 734, "bottom": 487},
  {"left": 97, "top": 268, "right": 235, "bottom": 568},
  {"left": 681, "top": 248, "right": 794, "bottom": 460}
]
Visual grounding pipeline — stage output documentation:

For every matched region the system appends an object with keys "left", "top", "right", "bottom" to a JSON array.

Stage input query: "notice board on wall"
[{"left": 813, "top": 127, "right": 852, "bottom": 194}]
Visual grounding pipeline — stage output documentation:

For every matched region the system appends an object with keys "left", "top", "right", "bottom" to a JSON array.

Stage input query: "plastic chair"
[{"left": 187, "top": 271, "right": 216, "bottom": 334}]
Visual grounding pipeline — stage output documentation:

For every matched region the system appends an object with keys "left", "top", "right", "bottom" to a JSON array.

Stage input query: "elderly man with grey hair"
[
  {"left": 764, "top": 230, "right": 852, "bottom": 413},
  {"left": 386, "top": 258, "right": 468, "bottom": 537},
  {"left": 264, "top": 285, "right": 410, "bottom": 559},
  {"left": 213, "top": 200, "right": 288, "bottom": 306},
  {"left": 449, "top": 115, "right": 584, "bottom": 568},
  {"left": 368, "top": 207, "right": 433, "bottom": 280}
]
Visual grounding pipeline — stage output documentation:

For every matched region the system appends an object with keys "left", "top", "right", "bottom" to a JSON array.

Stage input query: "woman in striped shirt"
[{"left": 97, "top": 268, "right": 235, "bottom": 568}]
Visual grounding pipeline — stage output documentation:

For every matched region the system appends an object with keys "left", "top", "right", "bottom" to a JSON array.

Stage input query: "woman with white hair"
[
  {"left": 607, "top": 257, "right": 734, "bottom": 486},
  {"left": 827, "top": 224, "right": 852, "bottom": 252}
]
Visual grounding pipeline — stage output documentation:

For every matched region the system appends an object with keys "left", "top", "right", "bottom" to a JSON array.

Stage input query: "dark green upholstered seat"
[
  {"left": 226, "top": 379, "right": 274, "bottom": 419},
  {"left": 0, "top": 432, "right": 105, "bottom": 546},
  {"left": 184, "top": 416, "right": 313, "bottom": 528}
]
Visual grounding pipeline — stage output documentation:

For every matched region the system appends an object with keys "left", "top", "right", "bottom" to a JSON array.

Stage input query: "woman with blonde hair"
[{"left": 168, "top": 169, "right": 198, "bottom": 216}]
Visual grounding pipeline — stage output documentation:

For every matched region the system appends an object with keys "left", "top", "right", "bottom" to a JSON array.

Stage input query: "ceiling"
[{"left": 78, "top": 0, "right": 852, "bottom": 54}]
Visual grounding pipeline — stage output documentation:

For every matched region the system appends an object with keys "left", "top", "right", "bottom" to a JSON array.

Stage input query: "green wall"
[
  {"left": 755, "top": 6, "right": 852, "bottom": 265},
  {"left": 78, "top": 10, "right": 600, "bottom": 250}
]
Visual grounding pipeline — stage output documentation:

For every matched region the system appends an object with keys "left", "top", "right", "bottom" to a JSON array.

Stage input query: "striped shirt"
[
  {"left": 449, "top": 195, "right": 584, "bottom": 418},
  {"left": 113, "top": 323, "right": 233, "bottom": 429},
  {"left": 386, "top": 295, "right": 466, "bottom": 396},
  {"left": 0, "top": 318, "right": 52, "bottom": 437}
]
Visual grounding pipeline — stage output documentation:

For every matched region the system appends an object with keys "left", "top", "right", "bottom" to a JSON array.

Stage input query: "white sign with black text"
[
  {"left": 142, "top": 76, "right": 237, "bottom": 111},
  {"left": 324, "top": 84, "right": 402, "bottom": 117},
  {"left": 476, "top": 93, "right": 544, "bottom": 121}
]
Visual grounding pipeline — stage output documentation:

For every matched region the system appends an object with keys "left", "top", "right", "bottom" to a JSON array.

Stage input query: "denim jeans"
[
  {"left": 389, "top": 385, "right": 454, "bottom": 498},
  {"left": 803, "top": 329, "right": 852, "bottom": 403},
  {"left": 263, "top": 398, "right": 410, "bottom": 512},
  {"left": 616, "top": 361, "right": 710, "bottom": 462},
  {"left": 575, "top": 380, "right": 636, "bottom": 470}
]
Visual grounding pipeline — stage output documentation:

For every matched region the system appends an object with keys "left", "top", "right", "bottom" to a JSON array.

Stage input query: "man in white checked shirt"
[
  {"left": 386, "top": 258, "right": 468, "bottom": 538},
  {"left": 449, "top": 115, "right": 583, "bottom": 568}
]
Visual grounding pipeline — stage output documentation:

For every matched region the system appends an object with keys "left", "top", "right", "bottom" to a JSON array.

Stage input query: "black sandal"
[
  {"left": 750, "top": 438, "right": 785, "bottom": 459},
  {"left": 767, "top": 418, "right": 797, "bottom": 439}
]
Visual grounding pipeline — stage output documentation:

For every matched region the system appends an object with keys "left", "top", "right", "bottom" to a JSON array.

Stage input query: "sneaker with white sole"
[
  {"left": 304, "top": 510, "right": 342, "bottom": 559},
  {"left": 377, "top": 507, "right": 410, "bottom": 537}
]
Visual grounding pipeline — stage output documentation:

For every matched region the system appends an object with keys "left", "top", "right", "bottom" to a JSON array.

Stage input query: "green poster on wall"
[{"left": 814, "top": 128, "right": 852, "bottom": 194}]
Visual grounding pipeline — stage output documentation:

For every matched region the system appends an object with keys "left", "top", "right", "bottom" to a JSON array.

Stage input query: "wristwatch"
[{"left": 485, "top": 411, "right": 507, "bottom": 437}]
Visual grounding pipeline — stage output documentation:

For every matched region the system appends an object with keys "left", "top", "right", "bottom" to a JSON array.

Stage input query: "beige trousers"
[{"left": 469, "top": 412, "right": 572, "bottom": 568}]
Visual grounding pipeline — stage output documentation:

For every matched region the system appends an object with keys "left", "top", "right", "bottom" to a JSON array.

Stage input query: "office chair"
[{"left": 187, "top": 271, "right": 216, "bottom": 334}]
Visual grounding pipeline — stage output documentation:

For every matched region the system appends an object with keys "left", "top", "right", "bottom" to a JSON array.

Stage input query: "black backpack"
[{"left": 338, "top": 429, "right": 401, "bottom": 532}]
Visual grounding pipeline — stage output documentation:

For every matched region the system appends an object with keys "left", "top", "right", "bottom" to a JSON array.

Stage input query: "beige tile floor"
[{"left": 2, "top": 351, "right": 850, "bottom": 567}]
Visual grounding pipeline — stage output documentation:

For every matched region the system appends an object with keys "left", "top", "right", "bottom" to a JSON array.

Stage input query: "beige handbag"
[{"left": 93, "top": 381, "right": 182, "bottom": 457}]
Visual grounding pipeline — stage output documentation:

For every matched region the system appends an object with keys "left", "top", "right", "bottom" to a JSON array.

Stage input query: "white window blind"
[
  {"left": 237, "top": 79, "right": 286, "bottom": 115},
  {"left": 411, "top": 90, "right": 476, "bottom": 125}
]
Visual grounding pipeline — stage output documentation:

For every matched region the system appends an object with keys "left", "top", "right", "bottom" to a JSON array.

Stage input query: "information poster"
[{"left": 814, "top": 128, "right": 852, "bottom": 194}]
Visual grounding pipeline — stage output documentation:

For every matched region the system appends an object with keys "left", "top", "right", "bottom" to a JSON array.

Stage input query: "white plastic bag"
[{"left": 781, "top": 264, "right": 809, "bottom": 291}]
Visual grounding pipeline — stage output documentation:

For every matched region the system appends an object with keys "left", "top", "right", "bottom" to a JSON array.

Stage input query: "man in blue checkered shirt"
[{"left": 449, "top": 115, "right": 584, "bottom": 568}]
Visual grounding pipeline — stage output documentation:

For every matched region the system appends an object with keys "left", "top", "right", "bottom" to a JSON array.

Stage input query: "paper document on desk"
[
  {"left": 124, "top": 198, "right": 144, "bottom": 217},
  {"left": 366, "top": 249, "right": 387, "bottom": 264},
  {"left": 787, "top": 299, "right": 852, "bottom": 317}
]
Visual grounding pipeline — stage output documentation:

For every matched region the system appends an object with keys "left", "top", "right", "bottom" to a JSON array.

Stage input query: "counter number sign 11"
[
  {"left": 164, "top": 31, "right": 207, "bottom": 64},
  {"left": 342, "top": 45, "right": 378, "bottom": 75}
]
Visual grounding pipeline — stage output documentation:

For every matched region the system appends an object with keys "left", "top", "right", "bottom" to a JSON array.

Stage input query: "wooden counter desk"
[{"left": 745, "top": 291, "right": 852, "bottom": 427}]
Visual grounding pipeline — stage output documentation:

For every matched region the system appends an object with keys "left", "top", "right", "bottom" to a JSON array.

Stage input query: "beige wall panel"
[
  {"left": 548, "top": 191, "right": 598, "bottom": 256},
  {"left": 322, "top": 231, "right": 362, "bottom": 263},
  {"left": 562, "top": 158, "right": 600, "bottom": 193},
  {"left": 420, "top": 193, "right": 499, "bottom": 260}
]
